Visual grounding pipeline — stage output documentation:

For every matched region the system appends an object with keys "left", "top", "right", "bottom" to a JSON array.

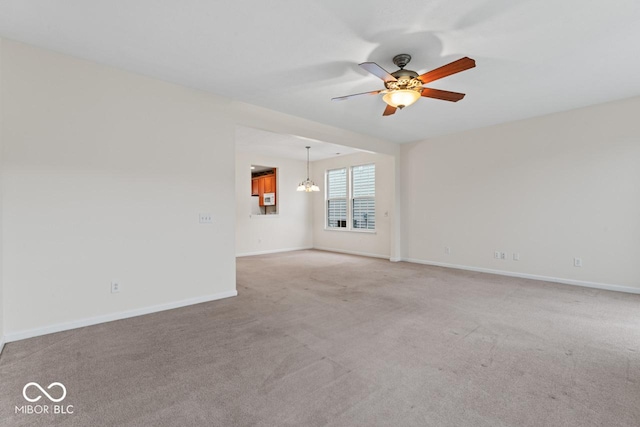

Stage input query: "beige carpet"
[{"left": 1, "top": 250, "right": 639, "bottom": 426}]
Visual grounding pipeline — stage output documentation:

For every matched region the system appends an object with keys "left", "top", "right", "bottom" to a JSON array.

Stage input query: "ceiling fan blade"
[
  {"left": 417, "top": 57, "right": 476, "bottom": 84},
  {"left": 383, "top": 105, "right": 397, "bottom": 116},
  {"left": 421, "top": 88, "right": 466, "bottom": 102},
  {"left": 359, "top": 62, "right": 397, "bottom": 83},
  {"left": 331, "top": 90, "right": 383, "bottom": 102}
]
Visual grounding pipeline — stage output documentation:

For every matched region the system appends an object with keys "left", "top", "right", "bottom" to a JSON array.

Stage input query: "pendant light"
[{"left": 297, "top": 146, "right": 320, "bottom": 192}]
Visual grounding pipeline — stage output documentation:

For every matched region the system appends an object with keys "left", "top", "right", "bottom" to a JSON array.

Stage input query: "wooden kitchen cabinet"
[
  {"left": 251, "top": 178, "right": 259, "bottom": 196},
  {"left": 263, "top": 174, "right": 275, "bottom": 193},
  {"left": 258, "top": 178, "right": 265, "bottom": 205}
]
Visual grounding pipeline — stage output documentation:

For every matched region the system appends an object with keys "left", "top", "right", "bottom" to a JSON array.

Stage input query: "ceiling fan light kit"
[
  {"left": 333, "top": 53, "right": 476, "bottom": 116},
  {"left": 382, "top": 89, "right": 421, "bottom": 109}
]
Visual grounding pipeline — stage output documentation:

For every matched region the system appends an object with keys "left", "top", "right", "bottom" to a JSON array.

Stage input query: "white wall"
[
  {"left": 235, "top": 150, "right": 312, "bottom": 256},
  {"left": 0, "top": 38, "right": 4, "bottom": 352},
  {"left": 312, "top": 152, "right": 395, "bottom": 259},
  {"left": 1, "top": 39, "right": 237, "bottom": 339},
  {"left": 401, "top": 96, "right": 640, "bottom": 290}
]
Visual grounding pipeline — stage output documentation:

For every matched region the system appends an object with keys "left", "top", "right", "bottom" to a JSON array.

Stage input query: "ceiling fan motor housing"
[
  {"left": 385, "top": 69, "right": 422, "bottom": 91},
  {"left": 391, "top": 69, "right": 419, "bottom": 80}
]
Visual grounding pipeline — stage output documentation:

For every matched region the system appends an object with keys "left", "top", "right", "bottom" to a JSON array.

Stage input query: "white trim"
[
  {"left": 4, "top": 289, "right": 238, "bottom": 343},
  {"left": 402, "top": 258, "right": 640, "bottom": 295},
  {"left": 389, "top": 257, "right": 402, "bottom": 263},
  {"left": 0, "top": 337, "right": 5, "bottom": 356},
  {"left": 236, "top": 246, "right": 313, "bottom": 258},
  {"left": 323, "top": 227, "right": 376, "bottom": 234},
  {"left": 314, "top": 247, "right": 390, "bottom": 260}
]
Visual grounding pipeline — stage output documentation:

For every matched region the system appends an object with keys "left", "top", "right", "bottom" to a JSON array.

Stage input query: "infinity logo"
[{"left": 22, "top": 382, "right": 67, "bottom": 403}]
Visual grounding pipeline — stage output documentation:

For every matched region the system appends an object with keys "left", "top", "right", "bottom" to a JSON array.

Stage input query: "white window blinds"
[
  {"left": 327, "top": 168, "right": 347, "bottom": 228},
  {"left": 352, "top": 164, "right": 375, "bottom": 230}
]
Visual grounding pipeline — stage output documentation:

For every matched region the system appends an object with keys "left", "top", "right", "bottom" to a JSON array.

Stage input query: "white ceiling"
[
  {"left": 236, "top": 126, "right": 363, "bottom": 162},
  {"left": 1, "top": 0, "right": 639, "bottom": 144}
]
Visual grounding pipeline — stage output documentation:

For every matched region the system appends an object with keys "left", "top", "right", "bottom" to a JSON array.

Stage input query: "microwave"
[{"left": 263, "top": 192, "right": 275, "bottom": 206}]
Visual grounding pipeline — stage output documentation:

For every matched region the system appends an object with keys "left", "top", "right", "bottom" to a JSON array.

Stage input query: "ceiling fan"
[{"left": 332, "top": 54, "right": 476, "bottom": 116}]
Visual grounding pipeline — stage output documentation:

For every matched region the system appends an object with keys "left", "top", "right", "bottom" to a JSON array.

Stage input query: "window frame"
[{"left": 325, "top": 163, "right": 376, "bottom": 233}]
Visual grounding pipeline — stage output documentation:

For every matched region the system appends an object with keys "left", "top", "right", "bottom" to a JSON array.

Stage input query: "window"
[
  {"left": 352, "top": 164, "right": 375, "bottom": 230},
  {"left": 326, "top": 168, "right": 347, "bottom": 228},
  {"left": 326, "top": 163, "right": 375, "bottom": 231}
]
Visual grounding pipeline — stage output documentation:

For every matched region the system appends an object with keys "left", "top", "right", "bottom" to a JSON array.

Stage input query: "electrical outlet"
[
  {"left": 500, "top": 252, "right": 507, "bottom": 260},
  {"left": 513, "top": 252, "right": 520, "bottom": 261},
  {"left": 494, "top": 251, "right": 501, "bottom": 259},
  {"left": 199, "top": 213, "right": 213, "bottom": 224},
  {"left": 111, "top": 280, "right": 120, "bottom": 293},
  {"left": 445, "top": 247, "right": 451, "bottom": 255},
  {"left": 574, "top": 257, "right": 583, "bottom": 267}
]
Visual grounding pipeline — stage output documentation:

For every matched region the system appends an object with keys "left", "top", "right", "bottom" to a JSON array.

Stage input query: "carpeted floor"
[{"left": 1, "top": 250, "right": 639, "bottom": 426}]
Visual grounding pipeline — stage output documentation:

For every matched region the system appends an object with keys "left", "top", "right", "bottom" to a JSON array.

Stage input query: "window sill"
[
  {"left": 324, "top": 227, "right": 376, "bottom": 234},
  {"left": 250, "top": 214, "right": 280, "bottom": 218}
]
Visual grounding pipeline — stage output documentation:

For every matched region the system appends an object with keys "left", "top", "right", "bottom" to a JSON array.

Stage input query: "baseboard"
[
  {"left": 0, "top": 336, "right": 5, "bottom": 356},
  {"left": 236, "top": 246, "right": 313, "bottom": 257},
  {"left": 402, "top": 258, "right": 640, "bottom": 295},
  {"left": 314, "top": 247, "right": 391, "bottom": 260},
  {"left": 4, "top": 289, "right": 238, "bottom": 343}
]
